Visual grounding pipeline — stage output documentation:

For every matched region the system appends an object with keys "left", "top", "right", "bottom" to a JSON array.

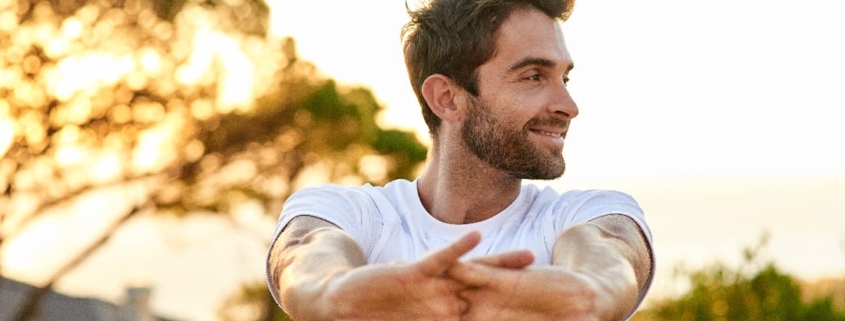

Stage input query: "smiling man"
[{"left": 266, "top": 0, "right": 655, "bottom": 320}]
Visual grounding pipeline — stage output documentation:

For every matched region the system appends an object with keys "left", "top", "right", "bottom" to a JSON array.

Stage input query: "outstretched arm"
[
  {"left": 448, "top": 214, "right": 653, "bottom": 321},
  {"left": 268, "top": 215, "right": 526, "bottom": 321}
]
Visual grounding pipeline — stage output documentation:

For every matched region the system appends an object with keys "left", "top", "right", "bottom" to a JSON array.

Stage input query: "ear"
[{"left": 421, "top": 74, "right": 465, "bottom": 123}]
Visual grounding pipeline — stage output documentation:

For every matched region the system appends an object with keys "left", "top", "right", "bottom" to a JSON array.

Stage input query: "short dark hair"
[{"left": 402, "top": 0, "right": 574, "bottom": 137}]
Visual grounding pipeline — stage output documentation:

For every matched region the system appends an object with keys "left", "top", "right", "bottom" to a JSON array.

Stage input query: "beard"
[{"left": 461, "top": 95, "right": 567, "bottom": 180}]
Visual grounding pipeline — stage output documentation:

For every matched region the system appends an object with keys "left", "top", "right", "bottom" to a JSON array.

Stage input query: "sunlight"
[
  {"left": 132, "top": 121, "right": 181, "bottom": 173},
  {"left": 0, "top": 10, "right": 17, "bottom": 33},
  {"left": 175, "top": 28, "right": 213, "bottom": 86},
  {"left": 54, "top": 145, "right": 86, "bottom": 167},
  {"left": 60, "top": 16, "right": 83, "bottom": 39},
  {"left": 12, "top": 82, "right": 48, "bottom": 109},
  {"left": 63, "top": 97, "right": 93, "bottom": 124},
  {"left": 0, "top": 117, "right": 13, "bottom": 157},
  {"left": 175, "top": 18, "right": 255, "bottom": 111},
  {"left": 47, "top": 53, "right": 134, "bottom": 102},
  {"left": 132, "top": 130, "right": 164, "bottom": 173},
  {"left": 215, "top": 36, "right": 254, "bottom": 111},
  {"left": 54, "top": 125, "right": 86, "bottom": 166},
  {"left": 138, "top": 47, "right": 162, "bottom": 75},
  {"left": 132, "top": 115, "right": 184, "bottom": 173},
  {"left": 292, "top": 161, "right": 332, "bottom": 190},
  {"left": 89, "top": 152, "right": 123, "bottom": 183},
  {"left": 359, "top": 154, "right": 389, "bottom": 183},
  {"left": 189, "top": 98, "right": 215, "bottom": 120},
  {"left": 0, "top": 99, "right": 12, "bottom": 157},
  {"left": 1, "top": 214, "right": 65, "bottom": 284}
]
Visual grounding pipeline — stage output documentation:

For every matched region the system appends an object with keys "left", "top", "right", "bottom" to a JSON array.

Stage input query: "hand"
[
  {"left": 321, "top": 231, "right": 530, "bottom": 321},
  {"left": 449, "top": 262, "right": 608, "bottom": 321}
]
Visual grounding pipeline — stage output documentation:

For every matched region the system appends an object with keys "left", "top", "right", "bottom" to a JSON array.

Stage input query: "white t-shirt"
[{"left": 269, "top": 179, "right": 655, "bottom": 319}]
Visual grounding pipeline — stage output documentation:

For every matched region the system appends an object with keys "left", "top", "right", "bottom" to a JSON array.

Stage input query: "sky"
[{"left": 2, "top": 1, "right": 844, "bottom": 320}]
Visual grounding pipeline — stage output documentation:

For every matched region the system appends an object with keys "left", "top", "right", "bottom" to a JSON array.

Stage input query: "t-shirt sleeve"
[
  {"left": 549, "top": 190, "right": 645, "bottom": 230},
  {"left": 552, "top": 190, "right": 650, "bottom": 237},
  {"left": 270, "top": 184, "right": 382, "bottom": 257},
  {"left": 545, "top": 189, "right": 651, "bottom": 260}
]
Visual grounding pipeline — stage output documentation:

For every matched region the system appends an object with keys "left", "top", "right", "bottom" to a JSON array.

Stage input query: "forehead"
[{"left": 485, "top": 8, "right": 572, "bottom": 72}]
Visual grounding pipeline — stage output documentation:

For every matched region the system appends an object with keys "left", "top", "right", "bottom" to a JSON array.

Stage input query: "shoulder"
[
  {"left": 537, "top": 187, "right": 640, "bottom": 210},
  {"left": 287, "top": 183, "right": 378, "bottom": 203},
  {"left": 521, "top": 185, "right": 644, "bottom": 222},
  {"left": 290, "top": 183, "right": 369, "bottom": 198},
  {"left": 285, "top": 179, "right": 415, "bottom": 211},
  {"left": 557, "top": 189, "right": 640, "bottom": 207},
  {"left": 282, "top": 184, "right": 376, "bottom": 218},
  {"left": 520, "top": 185, "right": 640, "bottom": 208},
  {"left": 371, "top": 179, "right": 416, "bottom": 203}
]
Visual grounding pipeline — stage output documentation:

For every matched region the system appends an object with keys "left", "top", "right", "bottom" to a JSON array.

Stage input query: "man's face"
[
  {"left": 462, "top": 94, "right": 569, "bottom": 179},
  {"left": 461, "top": 8, "right": 579, "bottom": 180}
]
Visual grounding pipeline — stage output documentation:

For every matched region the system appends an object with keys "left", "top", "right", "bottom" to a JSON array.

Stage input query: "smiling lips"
[
  {"left": 530, "top": 125, "right": 567, "bottom": 138},
  {"left": 533, "top": 129, "right": 564, "bottom": 138},
  {"left": 529, "top": 127, "right": 566, "bottom": 146}
]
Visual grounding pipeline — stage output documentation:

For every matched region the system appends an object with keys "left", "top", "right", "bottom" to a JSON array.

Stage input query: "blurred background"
[{"left": 1, "top": 0, "right": 843, "bottom": 320}]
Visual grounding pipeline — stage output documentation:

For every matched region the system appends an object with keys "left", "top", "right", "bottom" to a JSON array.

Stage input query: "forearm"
[
  {"left": 268, "top": 223, "right": 366, "bottom": 321},
  {"left": 551, "top": 222, "right": 640, "bottom": 320}
]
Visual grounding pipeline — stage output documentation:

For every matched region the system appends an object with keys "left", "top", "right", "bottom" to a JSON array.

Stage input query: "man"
[{"left": 266, "top": 0, "right": 655, "bottom": 320}]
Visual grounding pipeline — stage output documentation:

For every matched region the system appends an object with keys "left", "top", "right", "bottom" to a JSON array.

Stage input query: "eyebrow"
[{"left": 507, "top": 57, "right": 574, "bottom": 73}]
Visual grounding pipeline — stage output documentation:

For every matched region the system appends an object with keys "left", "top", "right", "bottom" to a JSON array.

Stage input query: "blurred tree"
[
  {"left": 633, "top": 234, "right": 845, "bottom": 321},
  {"left": 0, "top": 0, "right": 427, "bottom": 319}
]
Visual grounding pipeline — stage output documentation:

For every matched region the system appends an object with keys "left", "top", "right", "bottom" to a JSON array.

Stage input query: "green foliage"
[{"left": 634, "top": 235, "right": 845, "bottom": 321}]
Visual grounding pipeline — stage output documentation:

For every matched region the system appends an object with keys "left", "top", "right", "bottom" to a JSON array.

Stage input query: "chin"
[
  {"left": 533, "top": 170, "right": 565, "bottom": 180},
  {"left": 518, "top": 163, "right": 565, "bottom": 180}
]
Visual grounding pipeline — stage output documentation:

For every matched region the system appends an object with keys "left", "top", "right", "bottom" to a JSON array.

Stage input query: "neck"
[{"left": 417, "top": 141, "right": 522, "bottom": 224}]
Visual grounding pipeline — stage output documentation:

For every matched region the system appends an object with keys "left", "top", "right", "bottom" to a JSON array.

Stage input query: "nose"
[{"left": 549, "top": 82, "right": 579, "bottom": 119}]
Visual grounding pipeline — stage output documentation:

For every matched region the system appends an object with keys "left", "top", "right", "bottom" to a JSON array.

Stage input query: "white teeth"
[{"left": 537, "top": 131, "right": 561, "bottom": 137}]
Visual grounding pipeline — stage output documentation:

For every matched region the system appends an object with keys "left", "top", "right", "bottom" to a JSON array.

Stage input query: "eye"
[
  {"left": 563, "top": 76, "right": 570, "bottom": 86},
  {"left": 525, "top": 74, "right": 541, "bottom": 81}
]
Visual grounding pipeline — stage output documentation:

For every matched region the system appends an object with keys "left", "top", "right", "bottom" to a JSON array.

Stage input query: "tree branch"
[{"left": 5, "top": 173, "right": 161, "bottom": 242}]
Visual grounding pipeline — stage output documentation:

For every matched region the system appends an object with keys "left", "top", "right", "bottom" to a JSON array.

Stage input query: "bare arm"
[
  {"left": 267, "top": 215, "right": 494, "bottom": 321},
  {"left": 550, "top": 214, "right": 652, "bottom": 319},
  {"left": 447, "top": 214, "right": 653, "bottom": 321},
  {"left": 267, "top": 215, "right": 363, "bottom": 320}
]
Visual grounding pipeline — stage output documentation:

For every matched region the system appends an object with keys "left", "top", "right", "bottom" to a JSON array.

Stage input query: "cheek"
[
  {"left": 496, "top": 103, "right": 534, "bottom": 130},
  {"left": 487, "top": 96, "right": 522, "bottom": 118}
]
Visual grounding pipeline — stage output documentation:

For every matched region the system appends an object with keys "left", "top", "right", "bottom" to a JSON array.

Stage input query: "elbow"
[
  {"left": 266, "top": 235, "right": 291, "bottom": 310},
  {"left": 552, "top": 223, "right": 641, "bottom": 319}
]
